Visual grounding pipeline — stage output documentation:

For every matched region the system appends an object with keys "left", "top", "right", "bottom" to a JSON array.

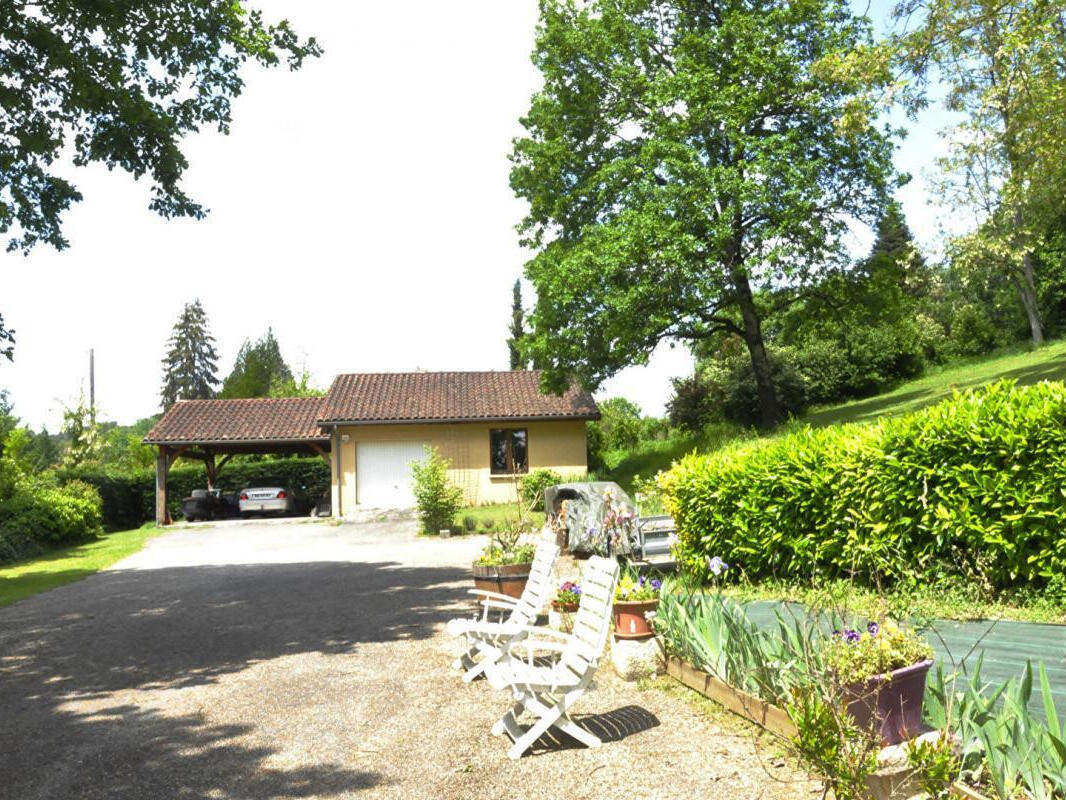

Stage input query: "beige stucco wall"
[{"left": 329, "top": 419, "right": 588, "bottom": 513}]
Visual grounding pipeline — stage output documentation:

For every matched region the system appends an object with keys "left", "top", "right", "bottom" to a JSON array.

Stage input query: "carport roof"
[
  {"left": 143, "top": 397, "right": 329, "bottom": 445},
  {"left": 319, "top": 370, "right": 600, "bottom": 424}
]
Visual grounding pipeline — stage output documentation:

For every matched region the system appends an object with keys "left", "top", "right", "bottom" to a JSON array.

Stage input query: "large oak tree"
[{"left": 512, "top": 0, "right": 897, "bottom": 427}]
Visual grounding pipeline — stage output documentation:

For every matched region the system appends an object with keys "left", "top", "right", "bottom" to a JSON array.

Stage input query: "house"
[{"left": 143, "top": 371, "right": 599, "bottom": 522}]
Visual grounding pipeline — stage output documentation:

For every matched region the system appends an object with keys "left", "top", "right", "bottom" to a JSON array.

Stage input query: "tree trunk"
[
  {"left": 731, "top": 267, "right": 782, "bottom": 429},
  {"left": 1018, "top": 250, "right": 1044, "bottom": 346}
]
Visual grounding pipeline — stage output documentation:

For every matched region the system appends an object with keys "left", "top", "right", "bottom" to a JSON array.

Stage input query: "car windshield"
[{"left": 247, "top": 478, "right": 285, "bottom": 489}]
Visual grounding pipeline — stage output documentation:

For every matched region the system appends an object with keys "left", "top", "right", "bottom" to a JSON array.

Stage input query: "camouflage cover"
[{"left": 544, "top": 481, "right": 635, "bottom": 557}]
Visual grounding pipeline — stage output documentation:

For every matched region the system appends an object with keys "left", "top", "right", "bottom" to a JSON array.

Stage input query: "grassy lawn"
[
  {"left": 458, "top": 503, "right": 546, "bottom": 534},
  {"left": 804, "top": 338, "right": 1066, "bottom": 428},
  {"left": 0, "top": 525, "right": 161, "bottom": 609}
]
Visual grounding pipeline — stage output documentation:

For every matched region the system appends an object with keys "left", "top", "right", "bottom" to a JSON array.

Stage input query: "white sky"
[{"left": 1, "top": 0, "right": 960, "bottom": 431}]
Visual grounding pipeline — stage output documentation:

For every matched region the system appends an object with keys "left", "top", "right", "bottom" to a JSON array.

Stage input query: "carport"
[{"left": 142, "top": 397, "right": 332, "bottom": 524}]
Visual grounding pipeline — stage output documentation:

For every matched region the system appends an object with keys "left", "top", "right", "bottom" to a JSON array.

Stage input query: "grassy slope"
[
  {"left": 803, "top": 338, "right": 1066, "bottom": 427},
  {"left": 606, "top": 339, "right": 1066, "bottom": 490},
  {"left": 0, "top": 525, "right": 161, "bottom": 609}
]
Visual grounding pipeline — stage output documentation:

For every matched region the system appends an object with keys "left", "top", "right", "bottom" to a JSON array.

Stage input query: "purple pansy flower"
[
  {"left": 844, "top": 629, "right": 861, "bottom": 644},
  {"left": 867, "top": 621, "right": 880, "bottom": 637},
  {"left": 651, "top": 578, "right": 662, "bottom": 591}
]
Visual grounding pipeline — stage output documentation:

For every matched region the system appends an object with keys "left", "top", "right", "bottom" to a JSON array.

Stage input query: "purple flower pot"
[{"left": 843, "top": 659, "right": 933, "bottom": 746}]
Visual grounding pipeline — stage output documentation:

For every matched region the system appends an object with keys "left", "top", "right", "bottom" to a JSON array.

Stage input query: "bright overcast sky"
[{"left": 2, "top": 0, "right": 959, "bottom": 431}]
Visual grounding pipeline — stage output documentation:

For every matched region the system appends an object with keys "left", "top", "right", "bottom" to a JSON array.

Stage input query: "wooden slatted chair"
[
  {"left": 483, "top": 554, "right": 621, "bottom": 759},
  {"left": 446, "top": 538, "right": 559, "bottom": 683}
]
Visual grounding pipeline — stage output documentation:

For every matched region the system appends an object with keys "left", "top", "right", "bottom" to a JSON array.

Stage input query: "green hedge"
[
  {"left": 660, "top": 380, "right": 1066, "bottom": 590},
  {"left": 59, "top": 457, "right": 331, "bottom": 529}
]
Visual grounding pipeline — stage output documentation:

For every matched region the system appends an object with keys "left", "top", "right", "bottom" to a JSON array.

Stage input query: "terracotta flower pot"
[
  {"left": 612, "top": 599, "right": 659, "bottom": 640},
  {"left": 471, "top": 561, "right": 532, "bottom": 600},
  {"left": 843, "top": 659, "right": 934, "bottom": 746},
  {"left": 551, "top": 601, "right": 579, "bottom": 613}
]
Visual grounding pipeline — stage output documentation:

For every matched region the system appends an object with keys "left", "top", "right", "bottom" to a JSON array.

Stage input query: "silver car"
[{"left": 238, "top": 478, "right": 296, "bottom": 516}]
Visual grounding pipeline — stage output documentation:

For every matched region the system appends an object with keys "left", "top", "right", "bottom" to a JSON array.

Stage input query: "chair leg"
[
  {"left": 554, "top": 714, "right": 602, "bottom": 749},
  {"left": 492, "top": 699, "right": 526, "bottom": 737},
  {"left": 507, "top": 705, "right": 562, "bottom": 760},
  {"left": 461, "top": 654, "right": 492, "bottom": 683}
]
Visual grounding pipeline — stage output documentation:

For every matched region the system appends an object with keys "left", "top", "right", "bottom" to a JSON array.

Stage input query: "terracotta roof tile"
[
  {"left": 143, "top": 397, "right": 328, "bottom": 444},
  {"left": 318, "top": 371, "right": 599, "bottom": 424}
]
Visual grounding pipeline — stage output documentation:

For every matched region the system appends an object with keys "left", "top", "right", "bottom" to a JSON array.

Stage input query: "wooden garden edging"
[
  {"left": 664, "top": 656, "right": 797, "bottom": 738},
  {"left": 662, "top": 655, "right": 989, "bottom": 800}
]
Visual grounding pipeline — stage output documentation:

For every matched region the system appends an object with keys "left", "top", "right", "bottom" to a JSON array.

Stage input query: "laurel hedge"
[
  {"left": 59, "top": 457, "right": 330, "bottom": 530},
  {"left": 660, "top": 380, "right": 1066, "bottom": 590}
]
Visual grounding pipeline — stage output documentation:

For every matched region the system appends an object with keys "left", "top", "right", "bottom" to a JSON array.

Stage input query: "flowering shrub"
[
  {"left": 615, "top": 572, "right": 661, "bottom": 602},
  {"left": 555, "top": 581, "right": 581, "bottom": 606},
  {"left": 824, "top": 620, "right": 933, "bottom": 685}
]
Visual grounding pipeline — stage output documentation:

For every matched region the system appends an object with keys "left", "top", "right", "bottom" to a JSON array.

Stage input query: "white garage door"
[{"left": 356, "top": 441, "right": 426, "bottom": 507}]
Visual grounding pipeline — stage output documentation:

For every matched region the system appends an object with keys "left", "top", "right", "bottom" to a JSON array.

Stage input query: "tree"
[
  {"left": 160, "top": 300, "right": 220, "bottom": 410},
  {"left": 507, "top": 280, "right": 529, "bottom": 370},
  {"left": 0, "top": 314, "right": 13, "bottom": 362},
  {"left": 590, "top": 397, "right": 644, "bottom": 452},
  {"left": 268, "top": 366, "right": 324, "bottom": 398},
  {"left": 892, "top": 0, "right": 1066, "bottom": 346},
  {"left": 61, "top": 393, "right": 102, "bottom": 467},
  {"left": 220, "top": 328, "right": 293, "bottom": 399},
  {"left": 0, "top": 2, "right": 320, "bottom": 255},
  {"left": 512, "top": 0, "right": 896, "bottom": 428}
]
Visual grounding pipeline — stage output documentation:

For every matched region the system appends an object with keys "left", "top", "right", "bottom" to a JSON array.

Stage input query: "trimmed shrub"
[
  {"left": 410, "top": 446, "right": 464, "bottom": 534},
  {"left": 660, "top": 380, "right": 1066, "bottom": 590},
  {"left": 518, "top": 468, "right": 563, "bottom": 510}
]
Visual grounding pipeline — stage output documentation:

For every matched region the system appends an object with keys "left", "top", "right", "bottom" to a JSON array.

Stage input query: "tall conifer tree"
[
  {"left": 507, "top": 280, "right": 528, "bottom": 370},
  {"left": 160, "top": 300, "right": 220, "bottom": 410}
]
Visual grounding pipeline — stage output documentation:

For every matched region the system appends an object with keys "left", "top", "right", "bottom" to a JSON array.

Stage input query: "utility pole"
[{"left": 89, "top": 348, "right": 95, "bottom": 421}]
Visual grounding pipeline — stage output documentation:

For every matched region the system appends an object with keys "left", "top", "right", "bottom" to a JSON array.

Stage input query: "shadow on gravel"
[
  {"left": 0, "top": 560, "right": 467, "bottom": 799},
  {"left": 523, "top": 704, "right": 661, "bottom": 756}
]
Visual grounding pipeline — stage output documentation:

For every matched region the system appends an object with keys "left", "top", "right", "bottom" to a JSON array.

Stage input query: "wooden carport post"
[{"left": 155, "top": 445, "right": 170, "bottom": 525}]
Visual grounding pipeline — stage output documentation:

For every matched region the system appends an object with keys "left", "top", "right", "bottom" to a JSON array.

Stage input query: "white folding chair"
[
  {"left": 483, "top": 555, "right": 620, "bottom": 759},
  {"left": 446, "top": 538, "right": 559, "bottom": 683}
]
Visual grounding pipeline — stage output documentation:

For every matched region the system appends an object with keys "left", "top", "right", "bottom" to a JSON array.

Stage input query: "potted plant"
[
  {"left": 612, "top": 572, "right": 662, "bottom": 640},
  {"left": 471, "top": 479, "right": 542, "bottom": 599},
  {"left": 552, "top": 581, "right": 581, "bottom": 613},
  {"left": 472, "top": 527, "right": 537, "bottom": 599},
  {"left": 826, "top": 619, "right": 935, "bottom": 746}
]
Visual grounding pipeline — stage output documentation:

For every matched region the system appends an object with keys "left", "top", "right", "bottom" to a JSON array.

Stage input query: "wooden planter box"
[{"left": 662, "top": 655, "right": 988, "bottom": 800}]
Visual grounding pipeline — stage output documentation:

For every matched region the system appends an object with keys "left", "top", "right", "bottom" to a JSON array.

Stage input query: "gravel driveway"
[{"left": 0, "top": 519, "right": 813, "bottom": 799}]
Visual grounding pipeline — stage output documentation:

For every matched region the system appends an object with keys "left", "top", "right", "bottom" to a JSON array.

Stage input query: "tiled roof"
[
  {"left": 318, "top": 371, "right": 600, "bottom": 424},
  {"left": 143, "top": 397, "right": 329, "bottom": 444}
]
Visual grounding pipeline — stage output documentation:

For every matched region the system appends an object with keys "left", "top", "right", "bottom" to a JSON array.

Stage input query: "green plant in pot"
[
  {"left": 471, "top": 488, "right": 538, "bottom": 600},
  {"left": 825, "top": 619, "right": 935, "bottom": 746}
]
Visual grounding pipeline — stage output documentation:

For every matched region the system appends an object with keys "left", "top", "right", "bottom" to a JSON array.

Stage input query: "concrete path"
[{"left": 0, "top": 520, "right": 812, "bottom": 800}]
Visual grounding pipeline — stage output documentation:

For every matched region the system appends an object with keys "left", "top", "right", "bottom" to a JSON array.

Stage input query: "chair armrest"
[
  {"left": 506, "top": 637, "right": 569, "bottom": 668},
  {"left": 468, "top": 588, "right": 521, "bottom": 606},
  {"left": 464, "top": 622, "right": 569, "bottom": 640}
]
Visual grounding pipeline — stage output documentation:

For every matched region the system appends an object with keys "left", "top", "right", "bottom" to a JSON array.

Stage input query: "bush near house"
[
  {"left": 60, "top": 457, "right": 330, "bottom": 529},
  {"left": 661, "top": 380, "right": 1066, "bottom": 591},
  {"left": 410, "top": 446, "right": 464, "bottom": 535}
]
